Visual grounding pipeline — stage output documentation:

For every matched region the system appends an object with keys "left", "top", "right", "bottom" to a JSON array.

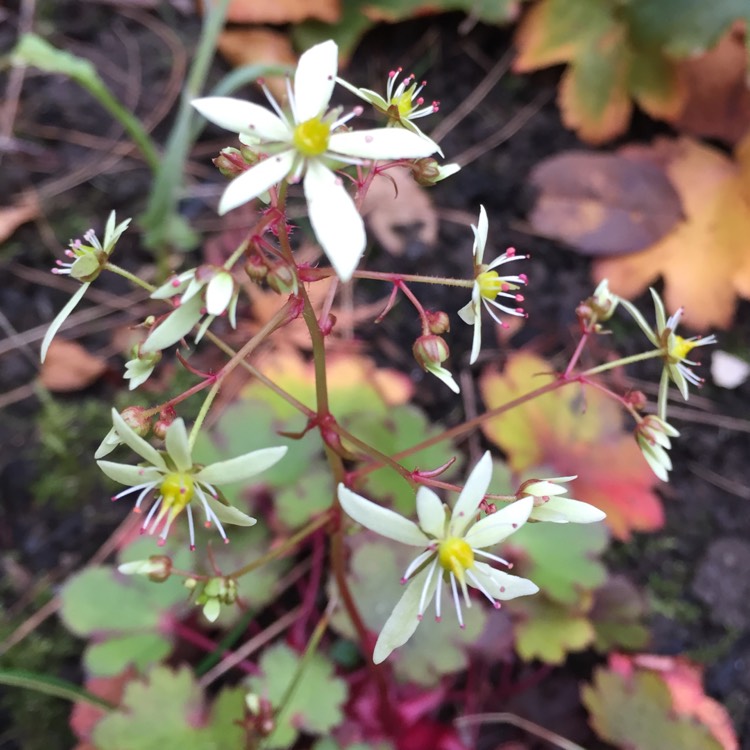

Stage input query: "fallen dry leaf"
[
  {"left": 218, "top": 27, "right": 296, "bottom": 102},
  {"left": 593, "top": 135, "right": 750, "bottom": 330},
  {"left": 362, "top": 167, "right": 438, "bottom": 256},
  {"left": 514, "top": 0, "right": 685, "bottom": 143},
  {"left": 0, "top": 197, "right": 39, "bottom": 243},
  {"left": 528, "top": 151, "right": 684, "bottom": 255},
  {"left": 225, "top": 0, "right": 339, "bottom": 24},
  {"left": 40, "top": 339, "right": 107, "bottom": 391},
  {"left": 671, "top": 22, "right": 750, "bottom": 145}
]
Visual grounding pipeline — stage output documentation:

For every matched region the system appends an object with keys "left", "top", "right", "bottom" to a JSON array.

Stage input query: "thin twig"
[{"left": 455, "top": 712, "right": 588, "bottom": 750}]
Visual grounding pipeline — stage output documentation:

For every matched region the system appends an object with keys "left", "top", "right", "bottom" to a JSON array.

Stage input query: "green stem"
[
  {"left": 228, "top": 511, "right": 330, "bottom": 579},
  {"left": 267, "top": 599, "right": 336, "bottom": 747},
  {"left": 188, "top": 298, "right": 294, "bottom": 450},
  {"left": 353, "top": 269, "right": 474, "bottom": 288},
  {"left": 140, "top": 0, "right": 233, "bottom": 259},
  {"left": 580, "top": 348, "right": 664, "bottom": 377},
  {"left": 0, "top": 669, "right": 115, "bottom": 711},
  {"left": 105, "top": 262, "right": 156, "bottom": 293}
]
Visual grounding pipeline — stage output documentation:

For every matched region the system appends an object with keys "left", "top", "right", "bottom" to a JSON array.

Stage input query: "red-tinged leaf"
[
  {"left": 479, "top": 352, "right": 663, "bottom": 539},
  {"left": 528, "top": 151, "right": 684, "bottom": 256},
  {"left": 607, "top": 655, "right": 738, "bottom": 750}
]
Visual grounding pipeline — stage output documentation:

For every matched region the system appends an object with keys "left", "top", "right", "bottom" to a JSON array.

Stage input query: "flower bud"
[
  {"left": 118, "top": 555, "right": 172, "bottom": 581},
  {"left": 120, "top": 405, "right": 151, "bottom": 436},
  {"left": 578, "top": 280, "right": 619, "bottom": 331},
  {"left": 426, "top": 310, "right": 450, "bottom": 335},
  {"left": 410, "top": 158, "right": 461, "bottom": 186},
  {"left": 245, "top": 257, "right": 269, "bottom": 283},
  {"left": 635, "top": 415, "right": 679, "bottom": 482},
  {"left": 413, "top": 334, "right": 450, "bottom": 369},
  {"left": 266, "top": 261, "right": 298, "bottom": 295},
  {"left": 213, "top": 148, "right": 248, "bottom": 178}
]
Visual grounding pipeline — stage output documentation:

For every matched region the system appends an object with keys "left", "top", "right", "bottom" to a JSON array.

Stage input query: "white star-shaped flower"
[
  {"left": 338, "top": 451, "right": 538, "bottom": 663},
  {"left": 41, "top": 211, "right": 130, "bottom": 362},
  {"left": 97, "top": 409, "right": 286, "bottom": 549},
  {"left": 192, "top": 40, "right": 438, "bottom": 281},
  {"left": 619, "top": 288, "right": 717, "bottom": 407},
  {"left": 458, "top": 206, "right": 527, "bottom": 364}
]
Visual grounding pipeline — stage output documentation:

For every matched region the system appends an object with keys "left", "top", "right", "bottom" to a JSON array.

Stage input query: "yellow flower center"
[
  {"left": 293, "top": 117, "right": 331, "bottom": 157},
  {"left": 160, "top": 472, "right": 194, "bottom": 513},
  {"left": 669, "top": 335, "right": 696, "bottom": 362},
  {"left": 395, "top": 87, "right": 416, "bottom": 118},
  {"left": 477, "top": 270, "right": 503, "bottom": 300},
  {"left": 438, "top": 537, "right": 474, "bottom": 585}
]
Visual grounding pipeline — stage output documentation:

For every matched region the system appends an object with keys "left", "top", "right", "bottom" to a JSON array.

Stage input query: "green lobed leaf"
[
  {"left": 582, "top": 667, "right": 724, "bottom": 750},
  {"left": 92, "top": 667, "right": 246, "bottom": 750},
  {"left": 510, "top": 595, "right": 595, "bottom": 664},
  {"left": 626, "top": 0, "right": 750, "bottom": 56},
  {"left": 247, "top": 644, "right": 348, "bottom": 749},
  {"left": 343, "top": 405, "right": 458, "bottom": 516},
  {"left": 275, "top": 467, "right": 332, "bottom": 529},
  {"left": 505, "top": 520, "right": 609, "bottom": 605}
]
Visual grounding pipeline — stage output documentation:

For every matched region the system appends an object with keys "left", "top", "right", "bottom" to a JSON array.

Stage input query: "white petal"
[
  {"left": 457, "top": 298, "right": 476, "bottom": 325},
  {"left": 669, "top": 363, "right": 690, "bottom": 400},
  {"left": 40, "top": 283, "right": 90, "bottom": 363},
  {"left": 416, "top": 487, "right": 446, "bottom": 538},
  {"left": 97, "top": 460, "right": 162, "bottom": 486},
  {"left": 142, "top": 295, "right": 203, "bottom": 353},
  {"left": 219, "top": 151, "right": 296, "bottom": 215},
  {"left": 529, "top": 497, "right": 606, "bottom": 524},
  {"left": 472, "top": 561, "right": 539, "bottom": 599},
  {"left": 111, "top": 408, "right": 167, "bottom": 470},
  {"left": 649, "top": 287, "right": 667, "bottom": 332},
  {"left": 330, "top": 128, "right": 437, "bottom": 160},
  {"left": 473, "top": 205, "right": 488, "bottom": 265},
  {"left": 523, "top": 479, "right": 575, "bottom": 497},
  {"left": 425, "top": 362, "right": 460, "bottom": 393},
  {"left": 195, "top": 446, "right": 287, "bottom": 485},
  {"left": 373, "top": 566, "right": 437, "bottom": 664},
  {"left": 165, "top": 419, "right": 192, "bottom": 473},
  {"left": 205, "top": 272, "right": 235, "bottom": 316},
  {"left": 150, "top": 271, "right": 192, "bottom": 300},
  {"left": 191, "top": 97, "right": 289, "bottom": 140},
  {"left": 205, "top": 495, "right": 257, "bottom": 527},
  {"left": 338, "top": 484, "right": 428, "bottom": 546},
  {"left": 450, "top": 451, "right": 493, "bottom": 537},
  {"left": 464, "top": 496, "right": 533, "bottom": 549},
  {"left": 294, "top": 40, "right": 338, "bottom": 122},
  {"left": 303, "top": 161, "right": 365, "bottom": 282},
  {"left": 618, "top": 297, "right": 658, "bottom": 347}
]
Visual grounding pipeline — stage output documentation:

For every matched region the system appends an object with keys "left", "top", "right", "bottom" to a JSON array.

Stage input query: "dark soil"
[{"left": 2, "top": 4, "right": 750, "bottom": 750}]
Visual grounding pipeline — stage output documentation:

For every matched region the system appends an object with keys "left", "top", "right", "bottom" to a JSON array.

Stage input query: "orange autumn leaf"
[
  {"left": 593, "top": 135, "right": 750, "bottom": 330},
  {"left": 480, "top": 352, "right": 663, "bottom": 540},
  {"left": 224, "top": 0, "right": 340, "bottom": 24},
  {"left": 514, "top": 0, "right": 685, "bottom": 143}
]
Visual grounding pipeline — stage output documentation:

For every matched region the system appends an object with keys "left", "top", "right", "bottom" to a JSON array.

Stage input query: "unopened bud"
[
  {"left": 213, "top": 148, "right": 248, "bottom": 178},
  {"left": 245, "top": 257, "right": 269, "bottom": 283},
  {"left": 266, "top": 261, "right": 298, "bottom": 295},
  {"left": 120, "top": 406, "right": 151, "bottom": 437},
  {"left": 426, "top": 310, "right": 450, "bottom": 335},
  {"left": 411, "top": 158, "right": 461, "bottom": 187},
  {"left": 624, "top": 390, "right": 647, "bottom": 411},
  {"left": 413, "top": 334, "right": 450, "bottom": 369},
  {"left": 118, "top": 555, "right": 172, "bottom": 581}
]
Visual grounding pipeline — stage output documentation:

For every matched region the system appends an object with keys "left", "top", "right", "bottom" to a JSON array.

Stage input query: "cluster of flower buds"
[{"left": 194, "top": 576, "right": 238, "bottom": 622}]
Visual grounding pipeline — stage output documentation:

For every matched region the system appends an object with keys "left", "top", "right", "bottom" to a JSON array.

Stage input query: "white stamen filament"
[
  {"left": 187, "top": 505, "right": 196, "bottom": 550},
  {"left": 466, "top": 568, "right": 499, "bottom": 608},
  {"left": 473, "top": 549, "right": 511, "bottom": 566},
  {"left": 450, "top": 574, "right": 465, "bottom": 629},
  {"left": 418, "top": 558, "right": 439, "bottom": 619},
  {"left": 142, "top": 496, "right": 162, "bottom": 531},
  {"left": 435, "top": 571, "right": 443, "bottom": 621}
]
